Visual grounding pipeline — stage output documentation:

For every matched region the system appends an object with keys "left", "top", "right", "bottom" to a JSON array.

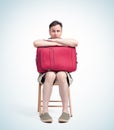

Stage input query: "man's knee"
[
  {"left": 56, "top": 71, "right": 67, "bottom": 81},
  {"left": 45, "top": 71, "right": 56, "bottom": 81}
]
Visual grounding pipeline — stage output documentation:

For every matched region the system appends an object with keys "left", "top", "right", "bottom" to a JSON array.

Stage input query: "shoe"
[
  {"left": 58, "top": 112, "right": 70, "bottom": 123},
  {"left": 40, "top": 113, "right": 53, "bottom": 123}
]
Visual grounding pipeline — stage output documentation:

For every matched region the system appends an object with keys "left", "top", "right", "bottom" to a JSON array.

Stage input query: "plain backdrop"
[{"left": 0, "top": 0, "right": 113, "bottom": 130}]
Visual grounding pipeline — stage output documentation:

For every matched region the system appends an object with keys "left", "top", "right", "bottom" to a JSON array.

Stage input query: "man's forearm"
[
  {"left": 33, "top": 39, "right": 61, "bottom": 47},
  {"left": 47, "top": 38, "right": 78, "bottom": 47}
]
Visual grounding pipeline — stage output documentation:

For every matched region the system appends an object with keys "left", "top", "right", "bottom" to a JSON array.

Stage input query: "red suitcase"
[{"left": 36, "top": 46, "right": 77, "bottom": 73}]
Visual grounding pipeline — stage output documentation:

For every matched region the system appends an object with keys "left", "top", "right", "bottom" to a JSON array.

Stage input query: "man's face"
[{"left": 49, "top": 24, "right": 62, "bottom": 39}]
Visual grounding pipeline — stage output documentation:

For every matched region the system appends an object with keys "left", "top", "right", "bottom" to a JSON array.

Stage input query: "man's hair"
[{"left": 49, "top": 20, "right": 63, "bottom": 29}]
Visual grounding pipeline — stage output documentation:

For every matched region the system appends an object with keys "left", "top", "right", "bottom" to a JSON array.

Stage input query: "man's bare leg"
[
  {"left": 42, "top": 71, "right": 56, "bottom": 113},
  {"left": 56, "top": 71, "right": 69, "bottom": 113}
]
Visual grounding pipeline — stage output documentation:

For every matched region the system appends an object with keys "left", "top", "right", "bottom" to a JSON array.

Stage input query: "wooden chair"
[{"left": 38, "top": 83, "right": 73, "bottom": 117}]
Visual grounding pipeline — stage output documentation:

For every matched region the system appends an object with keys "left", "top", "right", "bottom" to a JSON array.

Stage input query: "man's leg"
[
  {"left": 56, "top": 71, "right": 69, "bottom": 113},
  {"left": 42, "top": 71, "right": 56, "bottom": 113}
]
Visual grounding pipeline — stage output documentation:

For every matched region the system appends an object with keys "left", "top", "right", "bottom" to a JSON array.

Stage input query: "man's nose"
[{"left": 54, "top": 31, "right": 58, "bottom": 34}]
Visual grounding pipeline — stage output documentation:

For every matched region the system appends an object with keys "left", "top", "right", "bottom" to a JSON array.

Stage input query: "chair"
[{"left": 38, "top": 83, "right": 73, "bottom": 117}]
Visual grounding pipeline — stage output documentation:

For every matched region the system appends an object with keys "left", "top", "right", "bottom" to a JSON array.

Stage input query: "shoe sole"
[
  {"left": 58, "top": 119, "right": 68, "bottom": 123},
  {"left": 41, "top": 119, "right": 53, "bottom": 123}
]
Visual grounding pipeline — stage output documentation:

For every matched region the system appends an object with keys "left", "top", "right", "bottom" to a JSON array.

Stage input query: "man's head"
[{"left": 49, "top": 20, "right": 63, "bottom": 39}]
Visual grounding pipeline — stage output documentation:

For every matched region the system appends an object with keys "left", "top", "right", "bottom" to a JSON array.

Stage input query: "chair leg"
[
  {"left": 37, "top": 83, "right": 73, "bottom": 116},
  {"left": 68, "top": 88, "right": 73, "bottom": 117},
  {"left": 38, "top": 83, "right": 41, "bottom": 113}
]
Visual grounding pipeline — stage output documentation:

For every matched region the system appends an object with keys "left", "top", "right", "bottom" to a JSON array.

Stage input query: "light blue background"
[{"left": 0, "top": 0, "right": 113, "bottom": 130}]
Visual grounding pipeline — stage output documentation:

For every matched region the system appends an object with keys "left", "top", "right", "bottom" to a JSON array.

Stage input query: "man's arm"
[
  {"left": 46, "top": 38, "right": 78, "bottom": 47},
  {"left": 33, "top": 39, "right": 61, "bottom": 48}
]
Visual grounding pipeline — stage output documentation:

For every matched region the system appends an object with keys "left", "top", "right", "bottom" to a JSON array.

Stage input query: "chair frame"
[{"left": 38, "top": 83, "right": 73, "bottom": 117}]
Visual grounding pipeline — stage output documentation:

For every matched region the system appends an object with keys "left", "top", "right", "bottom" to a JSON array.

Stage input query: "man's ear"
[{"left": 49, "top": 29, "right": 51, "bottom": 35}]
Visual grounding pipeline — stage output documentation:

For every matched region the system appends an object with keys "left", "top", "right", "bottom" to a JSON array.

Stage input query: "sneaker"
[
  {"left": 40, "top": 113, "right": 53, "bottom": 123},
  {"left": 58, "top": 112, "right": 70, "bottom": 123}
]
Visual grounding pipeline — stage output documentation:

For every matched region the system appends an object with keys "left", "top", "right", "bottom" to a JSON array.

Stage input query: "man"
[{"left": 33, "top": 20, "right": 78, "bottom": 123}]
